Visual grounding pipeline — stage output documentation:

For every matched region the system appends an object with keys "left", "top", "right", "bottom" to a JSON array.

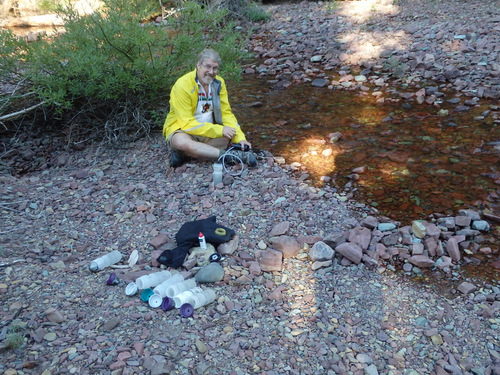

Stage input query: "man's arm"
[{"left": 218, "top": 80, "right": 247, "bottom": 144}]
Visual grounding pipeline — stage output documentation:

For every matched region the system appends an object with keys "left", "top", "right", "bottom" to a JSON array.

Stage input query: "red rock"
[
  {"left": 134, "top": 341, "right": 145, "bottom": 356},
  {"left": 446, "top": 237, "right": 461, "bottom": 262},
  {"left": 109, "top": 360, "right": 126, "bottom": 370},
  {"left": 218, "top": 235, "right": 239, "bottom": 255},
  {"left": 361, "top": 215, "right": 378, "bottom": 229},
  {"left": 348, "top": 227, "right": 371, "bottom": 250},
  {"left": 424, "top": 237, "right": 438, "bottom": 257},
  {"left": 335, "top": 242, "right": 363, "bottom": 264},
  {"left": 269, "top": 236, "right": 300, "bottom": 258},
  {"left": 268, "top": 286, "right": 286, "bottom": 301},
  {"left": 409, "top": 255, "right": 435, "bottom": 268},
  {"left": 150, "top": 250, "right": 163, "bottom": 267},
  {"left": 269, "top": 221, "right": 290, "bottom": 237},
  {"left": 248, "top": 261, "right": 262, "bottom": 275},
  {"left": 149, "top": 233, "right": 169, "bottom": 250},
  {"left": 457, "top": 282, "right": 477, "bottom": 294},
  {"left": 422, "top": 222, "right": 441, "bottom": 239},
  {"left": 455, "top": 216, "right": 471, "bottom": 227},
  {"left": 118, "top": 351, "right": 132, "bottom": 361},
  {"left": 297, "top": 235, "right": 323, "bottom": 246},
  {"left": 259, "top": 249, "right": 283, "bottom": 271}
]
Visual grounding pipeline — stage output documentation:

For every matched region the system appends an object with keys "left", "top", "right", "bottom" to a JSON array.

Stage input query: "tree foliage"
[{"left": 0, "top": 0, "right": 251, "bottom": 144}]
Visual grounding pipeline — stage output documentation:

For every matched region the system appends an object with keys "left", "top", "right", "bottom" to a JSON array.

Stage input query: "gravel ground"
[{"left": 1, "top": 1, "right": 500, "bottom": 375}]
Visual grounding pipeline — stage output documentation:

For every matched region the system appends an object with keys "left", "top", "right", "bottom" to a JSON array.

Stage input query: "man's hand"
[
  {"left": 239, "top": 140, "right": 252, "bottom": 150},
  {"left": 222, "top": 126, "right": 236, "bottom": 140}
]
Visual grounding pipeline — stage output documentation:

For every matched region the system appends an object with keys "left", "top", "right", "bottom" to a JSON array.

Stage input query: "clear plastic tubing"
[
  {"left": 135, "top": 270, "right": 172, "bottom": 290},
  {"left": 89, "top": 250, "right": 123, "bottom": 272},
  {"left": 153, "top": 273, "right": 184, "bottom": 298},
  {"left": 190, "top": 288, "right": 216, "bottom": 309},
  {"left": 173, "top": 287, "right": 203, "bottom": 308},
  {"left": 165, "top": 278, "right": 197, "bottom": 298}
]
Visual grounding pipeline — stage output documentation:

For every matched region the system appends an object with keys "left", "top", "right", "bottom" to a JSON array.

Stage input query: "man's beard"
[{"left": 200, "top": 75, "right": 214, "bottom": 86}]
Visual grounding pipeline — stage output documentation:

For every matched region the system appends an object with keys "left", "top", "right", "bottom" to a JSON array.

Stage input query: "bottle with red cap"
[{"left": 198, "top": 232, "right": 207, "bottom": 250}]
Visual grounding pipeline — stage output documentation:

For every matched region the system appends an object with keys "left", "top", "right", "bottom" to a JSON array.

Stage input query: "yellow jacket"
[{"left": 163, "top": 69, "right": 246, "bottom": 144}]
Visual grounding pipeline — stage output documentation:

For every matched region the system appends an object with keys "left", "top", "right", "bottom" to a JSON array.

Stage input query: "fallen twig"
[
  {"left": 0, "top": 101, "right": 46, "bottom": 122},
  {"left": 0, "top": 259, "right": 26, "bottom": 267}
]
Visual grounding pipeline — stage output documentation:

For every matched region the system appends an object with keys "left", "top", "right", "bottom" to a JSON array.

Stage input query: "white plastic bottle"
[
  {"left": 213, "top": 163, "right": 223, "bottom": 185},
  {"left": 190, "top": 288, "right": 217, "bottom": 309},
  {"left": 153, "top": 273, "right": 184, "bottom": 298},
  {"left": 135, "top": 270, "right": 172, "bottom": 290},
  {"left": 89, "top": 250, "right": 122, "bottom": 272},
  {"left": 173, "top": 287, "right": 203, "bottom": 308},
  {"left": 165, "top": 278, "right": 197, "bottom": 298}
]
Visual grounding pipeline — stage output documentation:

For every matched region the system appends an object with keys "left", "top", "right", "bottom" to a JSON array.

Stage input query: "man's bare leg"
[{"left": 170, "top": 132, "right": 228, "bottom": 160}]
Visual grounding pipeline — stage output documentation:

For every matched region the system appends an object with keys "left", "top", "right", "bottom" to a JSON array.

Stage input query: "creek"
[{"left": 230, "top": 74, "right": 499, "bottom": 287}]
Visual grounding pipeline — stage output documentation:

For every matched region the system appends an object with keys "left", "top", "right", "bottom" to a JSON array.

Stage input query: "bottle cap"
[
  {"left": 199, "top": 232, "right": 204, "bottom": 237},
  {"left": 89, "top": 262, "right": 98, "bottom": 272},
  {"left": 125, "top": 282, "right": 138, "bottom": 296},
  {"left": 161, "top": 297, "right": 174, "bottom": 311},
  {"left": 140, "top": 288, "right": 154, "bottom": 302},
  {"left": 148, "top": 294, "right": 163, "bottom": 308},
  {"left": 106, "top": 273, "right": 119, "bottom": 285},
  {"left": 180, "top": 303, "right": 194, "bottom": 318}
]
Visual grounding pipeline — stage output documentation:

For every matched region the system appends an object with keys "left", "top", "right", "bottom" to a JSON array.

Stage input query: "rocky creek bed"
[{"left": 1, "top": 0, "right": 500, "bottom": 375}]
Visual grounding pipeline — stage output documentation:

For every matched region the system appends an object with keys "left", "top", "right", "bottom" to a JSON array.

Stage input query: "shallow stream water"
[{"left": 230, "top": 75, "right": 499, "bottom": 286}]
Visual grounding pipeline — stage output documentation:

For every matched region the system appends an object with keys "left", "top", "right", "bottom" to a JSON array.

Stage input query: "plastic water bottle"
[
  {"left": 89, "top": 250, "right": 122, "bottom": 272},
  {"left": 213, "top": 163, "right": 223, "bottom": 185}
]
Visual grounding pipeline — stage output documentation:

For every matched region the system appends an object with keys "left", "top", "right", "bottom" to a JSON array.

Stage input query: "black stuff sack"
[{"left": 157, "top": 216, "right": 235, "bottom": 268}]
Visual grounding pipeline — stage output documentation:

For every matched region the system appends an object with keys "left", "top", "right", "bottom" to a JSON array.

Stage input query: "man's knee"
[{"left": 171, "top": 133, "right": 195, "bottom": 152}]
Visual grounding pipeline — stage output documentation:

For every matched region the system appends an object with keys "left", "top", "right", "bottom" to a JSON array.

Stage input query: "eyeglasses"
[{"left": 201, "top": 63, "right": 219, "bottom": 73}]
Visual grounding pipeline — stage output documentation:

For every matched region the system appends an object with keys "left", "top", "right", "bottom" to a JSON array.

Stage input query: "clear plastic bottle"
[
  {"left": 213, "top": 163, "right": 223, "bottom": 185},
  {"left": 89, "top": 250, "right": 122, "bottom": 272}
]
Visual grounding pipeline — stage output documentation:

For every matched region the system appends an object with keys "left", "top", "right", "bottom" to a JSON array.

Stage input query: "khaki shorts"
[{"left": 166, "top": 130, "right": 213, "bottom": 149}]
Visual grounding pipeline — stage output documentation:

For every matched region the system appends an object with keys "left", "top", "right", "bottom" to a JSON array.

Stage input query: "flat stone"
[
  {"left": 446, "top": 237, "right": 461, "bottom": 262},
  {"left": 269, "top": 221, "right": 290, "bottom": 237},
  {"left": 409, "top": 255, "right": 434, "bottom": 267},
  {"left": 348, "top": 226, "right": 371, "bottom": 250},
  {"left": 335, "top": 242, "right": 363, "bottom": 264},
  {"left": 269, "top": 235, "right": 300, "bottom": 258},
  {"left": 457, "top": 282, "right": 477, "bottom": 294},
  {"left": 258, "top": 249, "right": 283, "bottom": 271}
]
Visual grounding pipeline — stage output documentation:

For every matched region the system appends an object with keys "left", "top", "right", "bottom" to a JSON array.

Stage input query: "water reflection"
[{"left": 230, "top": 75, "right": 499, "bottom": 227}]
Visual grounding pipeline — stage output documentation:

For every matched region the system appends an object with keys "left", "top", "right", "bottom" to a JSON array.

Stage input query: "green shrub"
[
  {"left": 0, "top": 0, "right": 249, "bottom": 144},
  {"left": 4, "top": 321, "right": 27, "bottom": 351},
  {"left": 244, "top": 2, "right": 270, "bottom": 22}
]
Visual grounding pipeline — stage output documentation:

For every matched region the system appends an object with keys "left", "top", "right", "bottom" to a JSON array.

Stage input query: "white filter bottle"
[
  {"left": 135, "top": 270, "right": 172, "bottom": 290},
  {"left": 89, "top": 250, "right": 123, "bottom": 272},
  {"left": 173, "top": 287, "right": 203, "bottom": 308},
  {"left": 165, "top": 278, "right": 197, "bottom": 298},
  {"left": 190, "top": 288, "right": 216, "bottom": 309},
  {"left": 153, "top": 273, "right": 184, "bottom": 298}
]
